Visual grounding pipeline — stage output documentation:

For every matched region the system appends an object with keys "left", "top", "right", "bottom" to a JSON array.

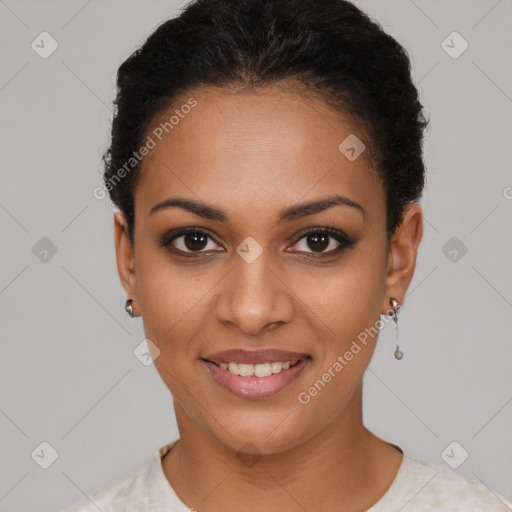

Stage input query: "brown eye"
[
  {"left": 182, "top": 231, "right": 209, "bottom": 251},
  {"left": 305, "top": 232, "right": 330, "bottom": 252},
  {"left": 164, "top": 229, "right": 222, "bottom": 254},
  {"left": 289, "top": 227, "right": 356, "bottom": 256}
]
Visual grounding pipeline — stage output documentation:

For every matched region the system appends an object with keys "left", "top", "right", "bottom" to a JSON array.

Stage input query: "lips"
[
  {"left": 202, "top": 348, "right": 309, "bottom": 365},
  {"left": 202, "top": 357, "right": 310, "bottom": 398},
  {"left": 201, "top": 348, "right": 311, "bottom": 398}
]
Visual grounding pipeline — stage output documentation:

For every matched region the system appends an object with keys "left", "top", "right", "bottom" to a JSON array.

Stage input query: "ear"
[
  {"left": 382, "top": 202, "right": 423, "bottom": 315},
  {"left": 113, "top": 210, "right": 138, "bottom": 311}
]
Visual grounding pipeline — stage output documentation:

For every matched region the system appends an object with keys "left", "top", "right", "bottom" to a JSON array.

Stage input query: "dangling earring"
[
  {"left": 125, "top": 298, "right": 135, "bottom": 317},
  {"left": 389, "top": 297, "right": 403, "bottom": 360}
]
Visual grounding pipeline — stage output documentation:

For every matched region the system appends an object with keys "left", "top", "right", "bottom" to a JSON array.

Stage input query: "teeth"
[
  {"left": 255, "top": 363, "right": 272, "bottom": 377},
  {"left": 271, "top": 361, "right": 282, "bottom": 374},
  {"left": 238, "top": 363, "right": 254, "bottom": 377},
  {"left": 216, "top": 360, "right": 300, "bottom": 377}
]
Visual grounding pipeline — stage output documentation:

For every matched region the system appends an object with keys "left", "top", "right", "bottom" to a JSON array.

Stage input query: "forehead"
[{"left": 135, "top": 85, "right": 384, "bottom": 221}]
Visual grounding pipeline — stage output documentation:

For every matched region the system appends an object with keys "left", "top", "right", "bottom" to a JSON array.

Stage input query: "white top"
[{"left": 62, "top": 439, "right": 512, "bottom": 511}]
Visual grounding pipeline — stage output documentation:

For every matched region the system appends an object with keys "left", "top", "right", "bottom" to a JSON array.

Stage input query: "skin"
[{"left": 114, "top": 84, "right": 423, "bottom": 511}]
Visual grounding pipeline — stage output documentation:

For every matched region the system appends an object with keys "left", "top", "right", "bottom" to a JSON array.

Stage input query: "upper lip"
[{"left": 202, "top": 348, "right": 309, "bottom": 364}]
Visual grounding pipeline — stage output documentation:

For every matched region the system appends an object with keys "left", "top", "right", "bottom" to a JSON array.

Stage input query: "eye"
[
  {"left": 161, "top": 226, "right": 356, "bottom": 258},
  {"left": 288, "top": 227, "right": 355, "bottom": 257},
  {"left": 162, "top": 228, "right": 223, "bottom": 255}
]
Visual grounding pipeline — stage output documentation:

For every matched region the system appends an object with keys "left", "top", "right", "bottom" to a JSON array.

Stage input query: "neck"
[{"left": 162, "top": 384, "right": 402, "bottom": 512}]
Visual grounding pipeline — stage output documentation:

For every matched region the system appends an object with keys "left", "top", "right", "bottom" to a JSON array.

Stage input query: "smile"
[
  {"left": 213, "top": 360, "right": 301, "bottom": 377},
  {"left": 202, "top": 357, "right": 310, "bottom": 398}
]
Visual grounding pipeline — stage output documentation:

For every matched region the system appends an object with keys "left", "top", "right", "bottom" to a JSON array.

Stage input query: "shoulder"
[
  {"left": 59, "top": 440, "right": 180, "bottom": 512},
  {"left": 60, "top": 462, "right": 152, "bottom": 512},
  {"left": 374, "top": 450, "right": 512, "bottom": 511}
]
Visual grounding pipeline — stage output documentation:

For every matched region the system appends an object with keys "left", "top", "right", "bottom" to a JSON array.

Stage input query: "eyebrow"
[{"left": 149, "top": 194, "right": 365, "bottom": 223}]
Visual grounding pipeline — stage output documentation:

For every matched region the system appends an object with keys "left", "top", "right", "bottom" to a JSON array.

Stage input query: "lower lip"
[{"left": 202, "top": 358, "right": 310, "bottom": 399}]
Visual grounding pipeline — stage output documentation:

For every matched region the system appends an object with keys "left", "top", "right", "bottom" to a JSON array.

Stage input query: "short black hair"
[{"left": 103, "top": 0, "right": 429, "bottom": 245}]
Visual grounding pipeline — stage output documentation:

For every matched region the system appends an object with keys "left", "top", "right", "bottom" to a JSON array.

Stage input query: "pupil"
[
  {"left": 185, "top": 232, "right": 207, "bottom": 251},
  {"left": 308, "top": 233, "right": 328, "bottom": 252}
]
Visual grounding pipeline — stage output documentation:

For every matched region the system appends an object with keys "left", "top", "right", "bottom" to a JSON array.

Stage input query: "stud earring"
[
  {"left": 125, "top": 298, "right": 135, "bottom": 318},
  {"left": 389, "top": 297, "right": 403, "bottom": 360}
]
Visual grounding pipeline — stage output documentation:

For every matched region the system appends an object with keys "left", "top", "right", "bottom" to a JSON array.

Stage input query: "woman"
[{"left": 63, "top": 0, "right": 512, "bottom": 510}]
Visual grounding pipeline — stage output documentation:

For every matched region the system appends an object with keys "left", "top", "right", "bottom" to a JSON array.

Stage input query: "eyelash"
[{"left": 160, "top": 226, "right": 356, "bottom": 259}]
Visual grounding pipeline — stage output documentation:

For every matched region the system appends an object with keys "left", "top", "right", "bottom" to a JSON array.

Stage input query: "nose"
[{"left": 213, "top": 251, "right": 295, "bottom": 337}]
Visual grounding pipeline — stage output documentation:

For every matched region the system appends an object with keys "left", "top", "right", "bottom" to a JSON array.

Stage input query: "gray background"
[{"left": 0, "top": 0, "right": 511, "bottom": 510}]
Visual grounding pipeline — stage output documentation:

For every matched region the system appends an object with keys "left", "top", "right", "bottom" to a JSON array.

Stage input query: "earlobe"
[
  {"left": 382, "top": 202, "right": 423, "bottom": 312},
  {"left": 113, "top": 210, "right": 137, "bottom": 299}
]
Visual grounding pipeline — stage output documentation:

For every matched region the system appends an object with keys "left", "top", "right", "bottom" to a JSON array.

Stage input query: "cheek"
[
  {"left": 305, "top": 250, "right": 386, "bottom": 341},
  {"left": 134, "top": 247, "right": 211, "bottom": 359}
]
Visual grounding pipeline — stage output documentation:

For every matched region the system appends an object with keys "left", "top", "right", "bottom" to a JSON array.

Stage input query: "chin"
[{"left": 209, "top": 415, "right": 309, "bottom": 457}]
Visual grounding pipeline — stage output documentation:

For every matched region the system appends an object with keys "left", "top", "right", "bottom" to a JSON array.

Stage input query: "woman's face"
[{"left": 114, "top": 85, "right": 421, "bottom": 454}]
